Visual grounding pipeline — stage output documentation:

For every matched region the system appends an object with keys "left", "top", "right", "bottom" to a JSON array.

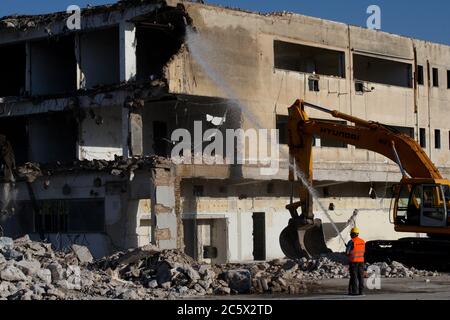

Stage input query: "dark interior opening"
[
  {"left": 274, "top": 40, "right": 345, "bottom": 78},
  {"left": 28, "top": 112, "right": 78, "bottom": 164},
  {"left": 432, "top": 68, "right": 439, "bottom": 87},
  {"left": 34, "top": 199, "right": 105, "bottom": 233},
  {"left": 353, "top": 54, "right": 412, "bottom": 88},
  {"left": 420, "top": 128, "right": 426, "bottom": 148},
  {"left": 0, "top": 43, "right": 26, "bottom": 97},
  {"left": 311, "top": 119, "right": 348, "bottom": 148},
  {"left": 153, "top": 121, "right": 169, "bottom": 157},
  {"left": 0, "top": 116, "right": 29, "bottom": 165},
  {"left": 417, "top": 65, "right": 424, "bottom": 85},
  {"left": 30, "top": 35, "right": 77, "bottom": 96},
  {"left": 435, "top": 129, "right": 441, "bottom": 149},
  {"left": 385, "top": 125, "right": 414, "bottom": 139},
  {"left": 252, "top": 212, "right": 266, "bottom": 261},
  {"left": 447, "top": 70, "right": 450, "bottom": 89},
  {"left": 79, "top": 26, "right": 120, "bottom": 89},
  {"left": 276, "top": 115, "right": 288, "bottom": 145},
  {"left": 0, "top": 112, "right": 77, "bottom": 166},
  {"left": 135, "top": 7, "right": 188, "bottom": 81}
]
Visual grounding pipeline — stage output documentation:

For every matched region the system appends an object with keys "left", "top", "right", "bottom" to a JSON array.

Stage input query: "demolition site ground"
[{"left": 0, "top": 235, "right": 448, "bottom": 300}]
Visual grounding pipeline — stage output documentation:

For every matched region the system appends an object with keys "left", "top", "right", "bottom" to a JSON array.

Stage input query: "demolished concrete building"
[{"left": 0, "top": 0, "right": 449, "bottom": 263}]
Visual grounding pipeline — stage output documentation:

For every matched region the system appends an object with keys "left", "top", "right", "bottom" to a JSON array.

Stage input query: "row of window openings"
[
  {"left": 192, "top": 183, "right": 276, "bottom": 197},
  {"left": 419, "top": 128, "right": 450, "bottom": 150},
  {"left": 274, "top": 40, "right": 450, "bottom": 90},
  {"left": 303, "top": 66, "right": 449, "bottom": 93},
  {"left": 417, "top": 66, "right": 449, "bottom": 88}
]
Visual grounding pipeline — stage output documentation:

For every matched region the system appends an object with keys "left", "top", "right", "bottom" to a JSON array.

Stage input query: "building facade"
[{"left": 0, "top": 0, "right": 449, "bottom": 262}]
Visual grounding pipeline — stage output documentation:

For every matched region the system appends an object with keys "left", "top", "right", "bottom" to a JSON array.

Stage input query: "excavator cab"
[{"left": 394, "top": 179, "right": 450, "bottom": 233}]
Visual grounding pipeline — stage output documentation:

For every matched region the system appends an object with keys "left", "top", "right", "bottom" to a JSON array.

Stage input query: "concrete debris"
[
  {"left": 0, "top": 265, "right": 28, "bottom": 282},
  {"left": 71, "top": 245, "right": 94, "bottom": 264},
  {"left": 223, "top": 269, "right": 251, "bottom": 294},
  {"left": 0, "top": 236, "right": 441, "bottom": 299},
  {"left": 16, "top": 259, "right": 41, "bottom": 276},
  {"left": 15, "top": 155, "right": 172, "bottom": 183}
]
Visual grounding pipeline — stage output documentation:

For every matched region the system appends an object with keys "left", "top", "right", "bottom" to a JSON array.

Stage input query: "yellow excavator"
[{"left": 280, "top": 100, "right": 450, "bottom": 267}]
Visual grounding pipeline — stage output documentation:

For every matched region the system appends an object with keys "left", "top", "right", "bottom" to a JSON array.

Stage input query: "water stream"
[{"left": 185, "top": 27, "right": 346, "bottom": 247}]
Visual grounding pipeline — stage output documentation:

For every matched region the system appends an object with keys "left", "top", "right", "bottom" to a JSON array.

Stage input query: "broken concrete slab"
[
  {"left": 48, "top": 262, "right": 66, "bottom": 282},
  {"left": 71, "top": 244, "right": 94, "bottom": 264},
  {"left": 0, "top": 237, "right": 14, "bottom": 252},
  {"left": 224, "top": 269, "right": 252, "bottom": 294},
  {"left": 16, "top": 259, "right": 41, "bottom": 276},
  {"left": 36, "top": 269, "right": 52, "bottom": 285},
  {"left": 0, "top": 265, "right": 28, "bottom": 282},
  {"left": 116, "top": 244, "right": 160, "bottom": 266}
]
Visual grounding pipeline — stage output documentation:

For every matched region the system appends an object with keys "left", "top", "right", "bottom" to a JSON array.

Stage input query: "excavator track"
[{"left": 366, "top": 238, "right": 450, "bottom": 271}]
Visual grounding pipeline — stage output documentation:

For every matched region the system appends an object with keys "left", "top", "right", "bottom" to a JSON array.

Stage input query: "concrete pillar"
[
  {"left": 119, "top": 21, "right": 137, "bottom": 158},
  {"left": 149, "top": 167, "right": 178, "bottom": 250},
  {"left": 121, "top": 104, "right": 144, "bottom": 159},
  {"left": 129, "top": 111, "right": 143, "bottom": 157},
  {"left": 119, "top": 21, "right": 137, "bottom": 82},
  {"left": 122, "top": 107, "right": 130, "bottom": 158},
  {"left": 74, "top": 34, "right": 85, "bottom": 90}
]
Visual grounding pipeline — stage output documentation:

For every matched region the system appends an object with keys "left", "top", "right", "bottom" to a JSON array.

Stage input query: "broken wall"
[
  {"left": 0, "top": 163, "right": 178, "bottom": 258},
  {"left": 79, "top": 106, "right": 123, "bottom": 161}
]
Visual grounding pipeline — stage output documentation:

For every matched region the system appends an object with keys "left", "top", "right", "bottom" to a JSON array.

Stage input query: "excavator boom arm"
[{"left": 288, "top": 100, "right": 443, "bottom": 181}]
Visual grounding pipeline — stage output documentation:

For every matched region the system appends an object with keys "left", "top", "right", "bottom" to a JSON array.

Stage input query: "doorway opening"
[{"left": 252, "top": 212, "right": 266, "bottom": 261}]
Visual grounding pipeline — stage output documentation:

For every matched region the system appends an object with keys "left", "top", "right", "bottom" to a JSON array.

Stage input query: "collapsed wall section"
[{"left": 0, "top": 158, "right": 178, "bottom": 258}]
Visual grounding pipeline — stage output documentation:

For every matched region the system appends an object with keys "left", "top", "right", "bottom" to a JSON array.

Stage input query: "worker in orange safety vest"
[{"left": 346, "top": 227, "right": 365, "bottom": 296}]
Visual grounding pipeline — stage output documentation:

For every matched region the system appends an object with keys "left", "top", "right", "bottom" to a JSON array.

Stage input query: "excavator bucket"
[{"left": 280, "top": 218, "right": 331, "bottom": 259}]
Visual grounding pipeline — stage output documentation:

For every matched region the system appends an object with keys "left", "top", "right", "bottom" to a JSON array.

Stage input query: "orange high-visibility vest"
[{"left": 349, "top": 237, "right": 365, "bottom": 263}]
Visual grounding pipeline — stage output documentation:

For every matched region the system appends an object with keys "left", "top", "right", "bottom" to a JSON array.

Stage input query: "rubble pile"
[
  {"left": 369, "top": 261, "right": 439, "bottom": 278},
  {"left": 0, "top": 236, "right": 440, "bottom": 300}
]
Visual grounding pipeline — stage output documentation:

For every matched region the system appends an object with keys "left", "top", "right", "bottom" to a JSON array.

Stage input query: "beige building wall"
[
  {"left": 167, "top": 2, "right": 449, "bottom": 260},
  {"left": 167, "top": 2, "right": 450, "bottom": 180}
]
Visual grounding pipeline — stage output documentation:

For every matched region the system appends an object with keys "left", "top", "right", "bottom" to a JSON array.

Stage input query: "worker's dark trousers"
[{"left": 348, "top": 262, "right": 365, "bottom": 295}]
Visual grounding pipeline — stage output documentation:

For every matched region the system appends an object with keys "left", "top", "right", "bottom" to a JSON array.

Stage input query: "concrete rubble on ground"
[{"left": 0, "top": 236, "right": 440, "bottom": 300}]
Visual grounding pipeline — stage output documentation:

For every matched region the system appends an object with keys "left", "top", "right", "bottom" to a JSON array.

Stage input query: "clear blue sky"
[{"left": 0, "top": 0, "right": 448, "bottom": 45}]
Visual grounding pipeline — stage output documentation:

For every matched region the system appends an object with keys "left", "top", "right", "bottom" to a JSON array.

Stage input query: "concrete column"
[
  {"left": 74, "top": 34, "right": 85, "bottom": 90},
  {"left": 120, "top": 21, "right": 137, "bottom": 159},
  {"left": 119, "top": 21, "right": 137, "bottom": 82},
  {"left": 129, "top": 111, "right": 143, "bottom": 157}
]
